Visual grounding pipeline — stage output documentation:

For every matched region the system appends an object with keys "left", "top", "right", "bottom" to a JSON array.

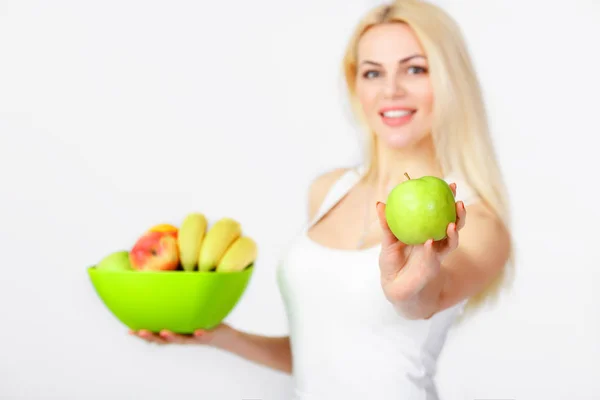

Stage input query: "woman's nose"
[{"left": 382, "top": 76, "right": 405, "bottom": 98}]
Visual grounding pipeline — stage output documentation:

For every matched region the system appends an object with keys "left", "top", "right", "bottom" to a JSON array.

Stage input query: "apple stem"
[{"left": 404, "top": 172, "right": 411, "bottom": 180}]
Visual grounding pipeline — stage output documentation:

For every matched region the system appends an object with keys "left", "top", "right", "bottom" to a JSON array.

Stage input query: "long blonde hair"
[{"left": 342, "top": 0, "right": 514, "bottom": 318}]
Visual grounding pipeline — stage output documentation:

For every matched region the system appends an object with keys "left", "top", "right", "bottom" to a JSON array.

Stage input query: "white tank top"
[{"left": 276, "top": 165, "right": 480, "bottom": 400}]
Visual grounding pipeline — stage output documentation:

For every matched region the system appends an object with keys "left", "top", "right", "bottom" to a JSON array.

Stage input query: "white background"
[{"left": 1, "top": 0, "right": 599, "bottom": 399}]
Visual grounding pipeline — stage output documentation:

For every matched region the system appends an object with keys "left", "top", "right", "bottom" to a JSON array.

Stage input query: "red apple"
[
  {"left": 129, "top": 230, "right": 180, "bottom": 271},
  {"left": 147, "top": 223, "right": 178, "bottom": 237}
]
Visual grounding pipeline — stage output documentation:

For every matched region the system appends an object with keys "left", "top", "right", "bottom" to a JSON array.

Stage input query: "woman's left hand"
[{"left": 375, "top": 183, "right": 467, "bottom": 304}]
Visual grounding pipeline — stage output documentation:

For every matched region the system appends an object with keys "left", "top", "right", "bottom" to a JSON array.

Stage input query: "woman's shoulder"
[
  {"left": 444, "top": 172, "right": 480, "bottom": 206},
  {"left": 306, "top": 166, "right": 356, "bottom": 221}
]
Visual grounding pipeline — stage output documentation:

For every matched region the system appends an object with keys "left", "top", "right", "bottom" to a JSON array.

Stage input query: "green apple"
[
  {"left": 385, "top": 173, "right": 456, "bottom": 245},
  {"left": 96, "top": 250, "right": 133, "bottom": 271}
]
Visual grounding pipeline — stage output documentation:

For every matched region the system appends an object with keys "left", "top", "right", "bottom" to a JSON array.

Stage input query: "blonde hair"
[{"left": 342, "top": 0, "right": 515, "bottom": 319}]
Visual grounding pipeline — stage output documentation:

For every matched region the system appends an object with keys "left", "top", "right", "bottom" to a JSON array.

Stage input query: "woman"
[{"left": 132, "top": 0, "right": 513, "bottom": 398}]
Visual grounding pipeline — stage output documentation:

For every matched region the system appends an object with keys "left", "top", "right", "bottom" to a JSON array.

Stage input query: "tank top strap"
[
  {"left": 307, "top": 165, "right": 365, "bottom": 228},
  {"left": 444, "top": 172, "right": 480, "bottom": 206}
]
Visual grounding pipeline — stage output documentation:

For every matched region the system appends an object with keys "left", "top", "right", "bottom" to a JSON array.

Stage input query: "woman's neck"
[{"left": 364, "top": 135, "right": 443, "bottom": 202}]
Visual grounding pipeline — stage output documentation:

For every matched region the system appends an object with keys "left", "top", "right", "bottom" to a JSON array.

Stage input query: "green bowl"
[{"left": 87, "top": 265, "right": 254, "bottom": 334}]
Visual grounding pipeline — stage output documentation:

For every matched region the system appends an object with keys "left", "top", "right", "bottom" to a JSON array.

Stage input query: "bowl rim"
[{"left": 87, "top": 264, "right": 254, "bottom": 275}]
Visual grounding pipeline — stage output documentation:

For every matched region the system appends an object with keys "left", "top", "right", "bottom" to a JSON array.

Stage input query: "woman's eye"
[
  {"left": 363, "top": 70, "right": 380, "bottom": 79},
  {"left": 408, "top": 66, "right": 427, "bottom": 74}
]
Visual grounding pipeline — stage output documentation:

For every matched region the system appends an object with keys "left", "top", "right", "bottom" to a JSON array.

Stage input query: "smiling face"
[{"left": 355, "top": 22, "right": 434, "bottom": 149}]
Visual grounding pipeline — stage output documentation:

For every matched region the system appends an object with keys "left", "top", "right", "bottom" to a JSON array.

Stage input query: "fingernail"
[
  {"left": 376, "top": 201, "right": 382, "bottom": 208},
  {"left": 194, "top": 330, "right": 204, "bottom": 336}
]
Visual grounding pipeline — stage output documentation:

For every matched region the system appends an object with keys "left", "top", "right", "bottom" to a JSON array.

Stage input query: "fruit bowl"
[{"left": 88, "top": 265, "right": 254, "bottom": 333}]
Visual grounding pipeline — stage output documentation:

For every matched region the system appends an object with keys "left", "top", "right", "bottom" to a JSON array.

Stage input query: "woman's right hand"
[{"left": 129, "top": 323, "right": 233, "bottom": 347}]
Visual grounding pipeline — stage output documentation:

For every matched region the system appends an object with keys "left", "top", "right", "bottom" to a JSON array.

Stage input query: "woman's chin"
[{"left": 379, "top": 131, "right": 422, "bottom": 149}]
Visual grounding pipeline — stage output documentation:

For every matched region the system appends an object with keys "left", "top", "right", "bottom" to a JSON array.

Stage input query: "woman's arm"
[
  {"left": 210, "top": 327, "right": 292, "bottom": 374},
  {"left": 377, "top": 199, "right": 511, "bottom": 320},
  {"left": 131, "top": 324, "right": 292, "bottom": 374},
  {"left": 428, "top": 201, "right": 511, "bottom": 314}
]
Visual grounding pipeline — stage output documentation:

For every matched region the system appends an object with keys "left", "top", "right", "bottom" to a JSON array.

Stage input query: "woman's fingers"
[
  {"left": 455, "top": 201, "right": 466, "bottom": 230},
  {"left": 424, "top": 238, "right": 442, "bottom": 275},
  {"left": 449, "top": 182, "right": 457, "bottom": 197},
  {"left": 158, "top": 330, "right": 197, "bottom": 344},
  {"left": 131, "top": 329, "right": 168, "bottom": 344},
  {"left": 432, "top": 220, "right": 460, "bottom": 258},
  {"left": 449, "top": 182, "right": 467, "bottom": 230},
  {"left": 444, "top": 222, "right": 460, "bottom": 255},
  {"left": 130, "top": 328, "right": 213, "bottom": 345}
]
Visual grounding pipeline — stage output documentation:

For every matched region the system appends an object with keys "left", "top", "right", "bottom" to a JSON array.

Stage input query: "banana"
[
  {"left": 197, "top": 217, "right": 242, "bottom": 271},
  {"left": 216, "top": 236, "right": 257, "bottom": 272},
  {"left": 177, "top": 212, "right": 208, "bottom": 271}
]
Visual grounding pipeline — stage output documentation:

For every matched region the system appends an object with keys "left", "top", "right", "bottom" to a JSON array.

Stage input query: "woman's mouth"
[{"left": 379, "top": 108, "right": 416, "bottom": 127}]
